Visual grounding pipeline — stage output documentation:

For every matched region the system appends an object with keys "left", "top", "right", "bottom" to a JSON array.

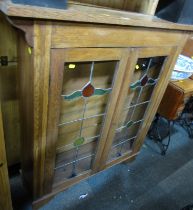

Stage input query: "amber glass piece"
[
  {"left": 82, "top": 83, "right": 95, "bottom": 97},
  {"left": 141, "top": 75, "right": 148, "bottom": 86}
]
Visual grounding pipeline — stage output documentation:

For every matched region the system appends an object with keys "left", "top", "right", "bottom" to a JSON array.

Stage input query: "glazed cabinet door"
[
  {"left": 44, "top": 48, "right": 137, "bottom": 193},
  {"left": 97, "top": 47, "right": 178, "bottom": 170}
]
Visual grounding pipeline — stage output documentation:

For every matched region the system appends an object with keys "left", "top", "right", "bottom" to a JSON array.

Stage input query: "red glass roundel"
[
  {"left": 82, "top": 83, "right": 95, "bottom": 97},
  {"left": 141, "top": 75, "right": 148, "bottom": 86}
]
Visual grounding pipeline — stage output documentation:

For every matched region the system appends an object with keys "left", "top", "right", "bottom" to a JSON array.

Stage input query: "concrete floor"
[{"left": 11, "top": 122, "right": 193, "bottom": 210}]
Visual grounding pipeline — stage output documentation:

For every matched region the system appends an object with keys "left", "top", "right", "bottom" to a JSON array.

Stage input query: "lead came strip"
[
  {"left": 56, "top": 134, "right": 100, "bottom": 154},
  {"left": 112, "top": 136, "right": 137, "bottom": 149},
  {"left": 58, "top": 113, "right": 106, "bottom": 127},
  {"left": 55, "top": 154, "right": 95, "bottom": 171}
]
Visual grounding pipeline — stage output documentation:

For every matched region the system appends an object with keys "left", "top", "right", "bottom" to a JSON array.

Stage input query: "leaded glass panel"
[
  {"left": 54, "top": 60, "right": 118, "bottom": 181},
  {"left": 108, "top": 56, "right": 166, "bottom": 161}
]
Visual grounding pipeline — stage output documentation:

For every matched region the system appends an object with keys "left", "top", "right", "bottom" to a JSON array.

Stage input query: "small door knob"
[{"left": 0, "top": 162, "right": 3, "bottom": 167}]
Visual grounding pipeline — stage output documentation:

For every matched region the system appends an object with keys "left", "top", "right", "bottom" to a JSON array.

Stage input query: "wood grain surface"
[
  {"left": 1, "top": 1, "right": 193, "bottom": 31},
  {"left": 0, "top": 103, "right": 12, "bottom": 210}
]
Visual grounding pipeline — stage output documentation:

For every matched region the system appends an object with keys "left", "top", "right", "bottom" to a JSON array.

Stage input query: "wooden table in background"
[{"left": 158, "top": 78, "right": 193, "bottom": 120}]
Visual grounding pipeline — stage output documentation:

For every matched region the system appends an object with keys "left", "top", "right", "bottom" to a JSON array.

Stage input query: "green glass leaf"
[
  {"left": 148, "top": 78, "right": 156, "bottom": 85},
  {"left": 130, "top": 81, "right": 141, "bottom": 90},
  {"left": 126, "top": 121, "right": 133, "bottom": 128},
  {"left": 73, "top": 137, "right": 85, "bottom": 147},
  {"left": 63, "top": 90, "right": 82, "bottom": 100},
  {"left": 94, "top": 88, "right": 112, "bottom": 96}
]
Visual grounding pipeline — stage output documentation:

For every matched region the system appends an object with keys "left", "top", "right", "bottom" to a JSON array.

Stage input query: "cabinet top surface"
[
  {"left": 172, "top": 78, "right": 193, "bottom": 93},
  {"left": 1, "top": 0, "right": 193, "bottom": 31}
]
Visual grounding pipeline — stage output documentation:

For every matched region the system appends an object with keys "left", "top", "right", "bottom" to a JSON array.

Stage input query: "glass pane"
[
  {"left": 108, "top": 56, "right": 166, "bottom": 162},
  {"left": 54, "top": 60, "right": 118, "bottom": 182},
  {"left": 54, "top": 141, "right": 96, "bottom": 182}
]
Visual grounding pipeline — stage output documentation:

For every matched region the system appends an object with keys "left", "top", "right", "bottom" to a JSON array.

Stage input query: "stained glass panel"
[
  {"left": 54, "top": 60, "right": 118, "bottom": 181},
  {"left": 108, "top": 56, "right": 166, "bottom": 161}
]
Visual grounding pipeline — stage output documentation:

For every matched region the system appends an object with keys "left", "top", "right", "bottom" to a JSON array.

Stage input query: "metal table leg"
[{"left": 148, "top": 114, "right": 174, "bottom": 155}]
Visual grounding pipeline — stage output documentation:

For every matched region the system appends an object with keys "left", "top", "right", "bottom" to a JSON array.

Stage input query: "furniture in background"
[
  {"left": 158, "top": 79, "right": 193, "bottom": 121},
  {"left": 181, "top": 95, "right": 193, "bottom": 138},
  {"left": 156, "top": 0, "right": 193, "bottom": 24},
  {"left": 70, "top": 0, "right": 159, "bottom": 15},
  {"left": 149, "top": 36, "right": 193, "bottom": 155},
  {"left": 149, "top": 78, "right": 193, "bottom": 155},
  {"left": 0, "top": 13, "right": 20, "bottom": 167},
  {"left": 0, "top": 103, "right": 12, "bottom": 210},
  {"left": 0, "top": 0, "right": 192, "bottom": 209}
]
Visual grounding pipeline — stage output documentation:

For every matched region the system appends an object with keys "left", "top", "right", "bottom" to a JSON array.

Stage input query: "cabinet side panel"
[
  {"left": 18, "top": 32, "right": 34, "bottom": 193},
  {"left": 19, "top": 22, "right": 52, "bottom": 198},
  {"left": 182, "top": 36, "right": 193, "bottom": 57},
  {"left": 33, "top": 22, "right": 52, "bottom": 198}
]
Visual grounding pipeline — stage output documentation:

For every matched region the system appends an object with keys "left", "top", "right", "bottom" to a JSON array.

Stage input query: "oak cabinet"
[
  {"left": 0, "top": 1, "right": 192, "bottom": 209},
  {"left": 45, "top": 47, "right": 176, "bottom": 196},
  {"left": 17, "top": 25, "right": 191, "bottom": 208}
]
